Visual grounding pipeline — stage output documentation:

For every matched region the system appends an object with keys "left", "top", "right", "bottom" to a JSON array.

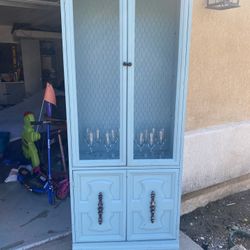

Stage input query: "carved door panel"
[
  {"left": 73, "top": 171, "right": 126, "bottom": 242},
  {"left": 127, "top": 169, "right": 179, "bottom": 241}
]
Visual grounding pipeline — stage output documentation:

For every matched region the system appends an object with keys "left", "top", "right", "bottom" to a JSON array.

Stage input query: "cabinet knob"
[{"left": 123, "top": 62, "right": 132, "bottom": 67}]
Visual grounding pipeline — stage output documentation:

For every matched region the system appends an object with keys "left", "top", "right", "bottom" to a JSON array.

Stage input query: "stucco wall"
[
  {"left": 186, "top": 0, "right": 250, "bottom": 131},
  {"left": 183, "top": 121, "right": 250, "bottom": 194},
  {"left": 182, "top": 1, "right": 250, "bottom": 195}
]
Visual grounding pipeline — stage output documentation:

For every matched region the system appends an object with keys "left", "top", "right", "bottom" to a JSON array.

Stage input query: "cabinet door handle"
[
  {"left": 98, "top": 192, "right": 104, "bottom": 225},
  {"left": 150, "top": 191, "right": 156, "bottom": 223},
  {"left": 123, "top": 62, "right": 132, "bottom": 67}
]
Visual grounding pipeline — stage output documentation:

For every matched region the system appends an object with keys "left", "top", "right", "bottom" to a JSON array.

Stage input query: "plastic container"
[{"left": 0, "top": 132, "right": 10, "bottom": 154}]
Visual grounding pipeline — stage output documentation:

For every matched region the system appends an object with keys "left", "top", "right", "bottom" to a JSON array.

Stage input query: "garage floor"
[
  {"left": 0, "top": 182, "right": 71, "bottom": 250},
  {"left": 31, "top": 232, "right": 202, "bottom": 250},
  {"left": 0, "top": 183, "right": 202, "bottom": 250}
]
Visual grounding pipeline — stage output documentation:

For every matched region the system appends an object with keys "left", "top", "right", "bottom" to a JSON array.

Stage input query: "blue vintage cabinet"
[{"left": 61, "top": 0, "right": 192, "bottom": 249}]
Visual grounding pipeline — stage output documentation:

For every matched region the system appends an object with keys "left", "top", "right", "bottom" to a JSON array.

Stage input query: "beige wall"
[{"left": 186, "top": 0, "right": 250, "bottom": 131}]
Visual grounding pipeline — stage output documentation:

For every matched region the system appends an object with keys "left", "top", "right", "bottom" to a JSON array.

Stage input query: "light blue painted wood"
[
  {"left": 73, "top": 240, "right": 179, "bottom": 250},
  {"left": 66, "top": 165, "right": 179, "bottom": 172},
  {"left": 61, "top": 0, "right": 127, "bottom": 168},
  {"left": 73, "top": 170, "right": 126, "bottom": 242},
  {"left": 176, "top": 0, "right": 194, "bottom": 242},
  {"left": 127, "top": 0, "right": 135, "bottom": 166},
  {"left": 127, "top": 169, "right": 179, "bottom": 241},
  {"left": 60, "top": 0, "right": 193, "bottom": 249},
  {"left": 127, "top": 0, "right": 191, "bottom": 167},
  {"left": 60, "top": 0, "right": 77, "bottom": 243}
]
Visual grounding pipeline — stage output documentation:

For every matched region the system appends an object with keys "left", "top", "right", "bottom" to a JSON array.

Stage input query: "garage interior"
[{"left": 0, "top": 1, "right": 71, "bottom": 249}]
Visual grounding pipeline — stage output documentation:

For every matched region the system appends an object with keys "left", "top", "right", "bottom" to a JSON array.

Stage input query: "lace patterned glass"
[
  {"left": 133, "top": 0, "right": 180, "bottom": 159},
  {"left": 73, "top": 0, "right": 121, "bottom": 160}
]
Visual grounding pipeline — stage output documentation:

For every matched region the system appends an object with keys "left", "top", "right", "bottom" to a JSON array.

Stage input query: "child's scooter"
[
  {"left": 34, "top": 118, "right": 69, "bottom": 202},
  {"left": 18, "top": 83, "right": 69, "bottom": 205},
  {"left": 18, "top": 113, "right": 69, "bottom": 204},
  {"left": 18, "top": 118, "right": 69, "bottom": 204}
]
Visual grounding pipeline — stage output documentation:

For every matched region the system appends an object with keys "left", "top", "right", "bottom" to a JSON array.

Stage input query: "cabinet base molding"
[{"left": 73, "top": 240, "right": 179, "bottom": 250}]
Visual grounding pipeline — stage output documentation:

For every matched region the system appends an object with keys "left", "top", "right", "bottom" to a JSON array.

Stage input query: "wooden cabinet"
[{"left": 61, "top": 0, "right": 192, "bottom": 249}]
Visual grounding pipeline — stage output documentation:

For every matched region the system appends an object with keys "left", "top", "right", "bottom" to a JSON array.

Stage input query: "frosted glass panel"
[
  {"left": 73, "top": 0, "right": 120, "bottom": 160},
  {"left": 133, "top": 0, "right": 180, "bottom": 159}
]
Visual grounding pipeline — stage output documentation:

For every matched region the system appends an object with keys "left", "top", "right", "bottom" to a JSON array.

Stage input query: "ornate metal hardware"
[
  {"left": 123, "top": 62, "right": 132, "bottom": 67},
  {"left": 98, "top": 192, "right": 104, "bottom": 225},
  {"left": 206, "top": 0, "right": 240, "bottom": 10},
  {"left": 150, "top": 191, "right": 156, "bottom": 223}
]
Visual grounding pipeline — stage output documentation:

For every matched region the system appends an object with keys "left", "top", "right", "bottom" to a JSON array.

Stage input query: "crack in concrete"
[
  {"left": 1, "top": 240, "right": 24, "bottom": 250},
  {"left": 20, "top": 210, "right": 49, "bottom": 228}
]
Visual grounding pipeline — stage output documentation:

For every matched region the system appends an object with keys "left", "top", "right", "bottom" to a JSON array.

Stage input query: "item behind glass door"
[
  {"left": 84, "top": 128, "right": 119, "bottom": 159},
  {"left": 134, "top": 128, "right": 167, "bottom": 159}
]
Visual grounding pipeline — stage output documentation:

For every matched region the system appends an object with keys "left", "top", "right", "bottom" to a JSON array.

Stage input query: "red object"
[
  {"left": 44, "top": 82, "right": 56, "bottom": 106},
  {"left": 56, "top": 179, "right": 70, "bottom": 200},
  {"left": 24, "top": 111, "right": 33, "bottom": 117}
]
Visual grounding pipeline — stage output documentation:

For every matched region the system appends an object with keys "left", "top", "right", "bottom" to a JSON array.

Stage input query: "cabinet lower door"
[
  {"left": 73, "top": 171, "right": 126, "bottom": 242},
  {"left": 127, "top": 169, "right": 179, "bottom": 241}
]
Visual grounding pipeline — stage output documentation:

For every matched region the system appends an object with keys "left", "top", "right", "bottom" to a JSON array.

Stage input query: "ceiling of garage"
[{"left": 0, "top": 1, "right": 61, "bottom": 32}]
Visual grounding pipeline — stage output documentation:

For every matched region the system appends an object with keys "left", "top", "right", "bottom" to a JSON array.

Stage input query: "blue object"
[
  {"left": 46, "top": 102, "right": 55, "bottom": 205},
  {"left": 17, "top": 166, "right": 48, "bottom": 194},
  {"left": 61, "top": 0, "right": 193, "bottom": 249},
  {"left": 0, "top": 132, "right": 10, "bottom": 155}
]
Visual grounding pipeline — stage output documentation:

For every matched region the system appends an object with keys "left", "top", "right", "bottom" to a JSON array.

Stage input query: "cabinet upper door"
[
  {"left": 63, "top": 0, "right": 127, "bottom": 166},
  {"left": 62, "top": 0, "right": 191, "bottom": 166},
  {"left": 127, "top": 0, "right": 189, "bottom": 166}
]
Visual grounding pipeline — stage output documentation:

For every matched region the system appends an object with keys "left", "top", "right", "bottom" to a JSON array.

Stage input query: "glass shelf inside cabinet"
[
  {"left": 73, "top": 0, "right": 121, "bottom": 161},
  {"left": 133, "top": 0, "right": 180, "bottom": 160}
]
